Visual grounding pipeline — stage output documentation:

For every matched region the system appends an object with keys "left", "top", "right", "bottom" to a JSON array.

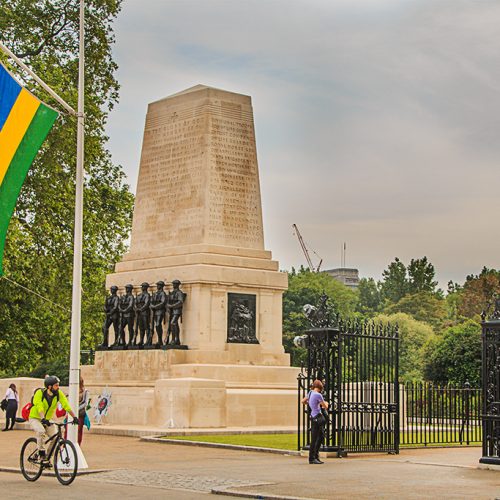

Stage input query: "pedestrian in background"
[
  {"left": 3, "top": 383, "right": 19, "bottom": 431},
  {"left": 77, "top": 377, "right": 90, "bottom": 445},
  {"left": 65, "top": 377, "right": 90, "bottom": 445}
]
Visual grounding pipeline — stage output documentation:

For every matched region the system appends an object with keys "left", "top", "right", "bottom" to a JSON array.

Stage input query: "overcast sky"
[{"left": 105, "top": 0, "right": 500, "bottom": 288}]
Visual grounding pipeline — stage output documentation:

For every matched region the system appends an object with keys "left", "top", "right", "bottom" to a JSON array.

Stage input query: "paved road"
[{"left": 1, "top": 429, "right": 499, "bottom": 499}]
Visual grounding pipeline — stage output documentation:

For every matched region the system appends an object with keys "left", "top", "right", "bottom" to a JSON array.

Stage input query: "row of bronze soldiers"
[{"left": 101, "top": 280, "right": 186, "bottom": 349}]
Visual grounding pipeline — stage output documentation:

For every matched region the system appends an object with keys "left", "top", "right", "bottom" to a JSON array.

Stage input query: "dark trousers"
[
  {"left": 309, "top": 417, "right": 325, "bottom": 462},
  {"left": 5, "top": 400, "right": 18, "bottom": 429},
  {"left": 64, "top": 416, "right": 85, "bottom": 445}
]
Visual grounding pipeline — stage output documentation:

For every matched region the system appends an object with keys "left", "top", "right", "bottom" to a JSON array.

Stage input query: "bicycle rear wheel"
[
  {"left": 20, "top": 437, "right": 43, "bottom": 482},
  {"left": 54, "top": 439, "right": 78, "bottom": 485}
]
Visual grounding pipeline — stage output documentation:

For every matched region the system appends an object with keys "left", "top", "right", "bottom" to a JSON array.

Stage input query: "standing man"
[
  {"left": 167, "top": 279, "right": 186, "bottom": 345},
  {"left": 302, "top": 379, "right": 329, "bottom": 465},
  {"left": 102, "top": 285, "right": 119, "bottom": 348},
  {"left": 135, "top": 282, "right": 151, "bottom": 346},
  {"left": 118, "top": 284, "right": 135, "bottom": 346},
  {"left": 150, "top": 280, "right": 167, "bottom": 347}
]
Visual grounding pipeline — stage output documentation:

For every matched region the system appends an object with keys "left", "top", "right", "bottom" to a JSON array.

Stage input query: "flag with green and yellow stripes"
[{"left": 0, "top": 63, "right": 58, "bottom": 275}]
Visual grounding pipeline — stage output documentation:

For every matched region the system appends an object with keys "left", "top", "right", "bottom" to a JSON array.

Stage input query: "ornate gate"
[
  {"left": 480, "top": 306, "right": 500, "bottom": 465},
  {"left": 297, "top": 296, "right": 399, "bottom": 456}
]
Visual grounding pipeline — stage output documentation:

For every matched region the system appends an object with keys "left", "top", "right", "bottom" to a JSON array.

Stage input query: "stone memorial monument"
[{"left": 82, "top": 85, "right": 298, "bottom": 428}]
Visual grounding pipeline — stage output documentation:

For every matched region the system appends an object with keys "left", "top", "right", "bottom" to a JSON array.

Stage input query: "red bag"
[
  {"left": 21, "top": 402, "right": 33, "bottom": 421},
  {"left": 55, "top": 403, "right": 66, "bottom": 418}
]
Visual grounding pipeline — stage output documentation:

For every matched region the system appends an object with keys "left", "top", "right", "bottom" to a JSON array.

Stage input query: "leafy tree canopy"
[
  {"left": 356, "top": 277, "right": 382, "bottom": 316},
  {"left": 0, "top": 0, "right": 133, "bottom": 376},
  {"left": 423, "top": 320, "right": 481, "bottom": 385},
  {"left": 457, "top": 267, "right": 500, "bottom": 320},
  {"left": 380, "top": 256, "right": 439, "bottom": 305},
  {"left": 383, "top": 291, "right": 446, "bottom": 328},
  {"left": 380, "top": 257, "right": 408, "bottom": 303},
  {"left": 374, "top": 312, "right": 435, "bottom": 382}
]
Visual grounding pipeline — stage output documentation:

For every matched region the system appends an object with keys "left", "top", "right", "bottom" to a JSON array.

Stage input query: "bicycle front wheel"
[
  {"left": 54, "top": 439, "right": 78, "bottom": 485},
  {"left": 20, "top": 437, "right": 43, "bottom": 482}
]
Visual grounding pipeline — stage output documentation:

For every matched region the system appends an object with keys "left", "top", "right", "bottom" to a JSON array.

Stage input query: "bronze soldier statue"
[
  {"left": 135, "top": 282, "right": 151, "bottom": 346},
  {"left": 118, "top": 284, "right": 135, "bottom": 347},
  {"left": 102, "top": 285, "right": 119, "bottom": 348},
  {"left": 167, "top": 279, "right": 186, "bottom": 345},
  {"left": 150, "top": 280, "right": 167, "bottom": 347}
]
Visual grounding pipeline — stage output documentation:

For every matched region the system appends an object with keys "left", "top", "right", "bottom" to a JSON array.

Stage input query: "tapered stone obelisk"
[{"left": 107, "top": 85, "right": 288, "bottom": 355}]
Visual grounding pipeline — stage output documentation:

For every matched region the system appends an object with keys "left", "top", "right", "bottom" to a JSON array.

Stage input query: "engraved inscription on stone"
[{"left": 128, "top": 86, "right": 265, "bottom": 255}]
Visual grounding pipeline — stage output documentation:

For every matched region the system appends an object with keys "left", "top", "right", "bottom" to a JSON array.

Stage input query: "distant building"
[{"left": 324, "top": 268, "right": 360, "bottom": 290}]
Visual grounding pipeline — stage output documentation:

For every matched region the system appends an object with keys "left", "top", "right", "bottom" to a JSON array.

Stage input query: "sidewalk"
[{"left": 0, "top": 429, "right": 498, "bottom": 499}]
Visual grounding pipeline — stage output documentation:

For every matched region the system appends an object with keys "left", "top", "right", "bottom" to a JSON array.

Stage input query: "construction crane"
[{"left": 292, "top": 224, "right": 323, "bottom": 272}]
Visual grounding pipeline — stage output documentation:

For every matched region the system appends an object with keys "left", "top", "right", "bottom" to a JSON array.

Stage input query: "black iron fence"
[
  {"left": 80, "top": 349, "right": 95, "bottom": 365},
  {"left": 401, "top": 381, "right": 481, "bottom": 446},
  {"left": 480, "top": 317, "right": 500, "bottom": 464},
  {"left": 298, "top": 380, "right": 482, "bottom": 451}
]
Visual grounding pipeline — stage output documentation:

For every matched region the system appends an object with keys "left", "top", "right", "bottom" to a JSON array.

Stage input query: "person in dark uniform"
[
  {"left": 135, "top": 282, "right": 152, "bottom": 346},
  {"left": 102, "top": 285, "right": 119, "bottom": 348},
  {"left": 150, "top": 281, "right": 167, "bottom": 347},
  {"left": 118, "top": 284, "right": 135, "bottom": 346},
  {"left": 167, "top": 279, "right": 186, "bottom": 345}
]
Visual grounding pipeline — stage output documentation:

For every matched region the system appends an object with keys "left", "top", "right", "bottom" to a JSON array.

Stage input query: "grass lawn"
[
  {"left": 165, "top": 432, "right": 481, "bottom": 451},
  {"left": 165, "top": 433, "right": 299, "bottom": 451}
]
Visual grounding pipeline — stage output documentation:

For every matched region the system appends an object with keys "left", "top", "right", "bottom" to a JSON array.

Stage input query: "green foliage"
[
  {"left": 383, "top": 291, "right": 447, "bottom": 328},
  {"left": 374, "top": 313, "right": 435, "bottom": 381},
  {"left": 423, "top": 320, "right": 481, "bottom": 385},
  {"left": 0, "top": 1, "right": 133, "bottom": 376},
  {"left": 283, "top": 268, "right": 358, "bottom": 366},
  {"left": 380, "top": 256, "right": 439, "bottom": 305},
  {"left": 26, "top": 358, "right": 70, "bottom": 386},
  {"left": 380, "top": 257, "right": 408, "bottom": 303},
  {"left": 356, "top": 277, "right": 382, "bottom": 316},
  {"left": 407, "top": 257, "right": 438, "bottom": 294},
  {"left": 457, "top": 267, "right": 500, "bottom": 320}
]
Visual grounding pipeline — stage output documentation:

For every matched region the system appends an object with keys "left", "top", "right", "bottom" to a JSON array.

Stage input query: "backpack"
[{"left": 21, "top": 388, "right": 60, "bottom": 421}]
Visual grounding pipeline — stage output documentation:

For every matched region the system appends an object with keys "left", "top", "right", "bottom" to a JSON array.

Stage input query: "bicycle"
[{"left": 20, "top": 421, "right": 78, "bottom": 485}]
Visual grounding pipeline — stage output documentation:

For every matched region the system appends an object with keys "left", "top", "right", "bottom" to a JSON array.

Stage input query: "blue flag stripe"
[{"left": 0, "top": 65, "right": 22, "bottom": 132}]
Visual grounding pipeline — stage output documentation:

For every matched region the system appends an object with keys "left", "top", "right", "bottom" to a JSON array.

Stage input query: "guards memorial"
[{"left": 82, "top": 85, "right": 299, "bottom": 428}]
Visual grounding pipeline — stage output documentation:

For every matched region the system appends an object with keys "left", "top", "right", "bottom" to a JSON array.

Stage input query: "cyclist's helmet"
[{"left": 44, "top": 375, "right": 60, "bottom": 388}]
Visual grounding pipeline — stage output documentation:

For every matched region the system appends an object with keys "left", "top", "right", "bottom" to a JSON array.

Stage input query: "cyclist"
[{"left": 28, "top": 375, "right": 78, "bottom": 461}]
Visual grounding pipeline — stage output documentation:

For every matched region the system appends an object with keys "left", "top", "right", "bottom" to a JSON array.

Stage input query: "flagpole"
[
  {"left": 0, "top": 41, "right": 76, "bottom": 116},
  {"left": 67, "top": 0, "right": 85, "bottom": 456}
]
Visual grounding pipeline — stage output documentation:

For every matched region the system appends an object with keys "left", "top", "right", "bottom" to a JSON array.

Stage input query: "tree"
[
  {"left": 356, "top": 277, "right": 382, "bottom": 316},
  {"left": 283, "top": 269, "right": 358, "bottom": 366},
  {"left": 380, "top": 258, "right": 408, "bottom": 303},
  {"left": 0, "top": 0, "right": 133, "bottom": 376},
  {"left": 383, "top": 291, "right": 446, "bottom": 328},
  {"left": 373, "top": 313, "right": 435, "bottom": 381},
  {"left": 380, "top": 256, "right": 439, "bottom": 305},
  {"left": 457, "top": 267, "right": 500, "bottom": 320},
  {"left": 407, "top": 257, "right": 438, "bottom": 294},
  {"left": 423, "top": 320, "right": 481, "bottom": 385}
]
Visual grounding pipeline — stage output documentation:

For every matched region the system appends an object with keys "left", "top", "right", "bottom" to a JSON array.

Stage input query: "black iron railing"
[
  {"left": 480, "top": 318, "right": 500, "bottom": 464},
  {"left": 298, "top": 380, "right": 482, "bottom": 451},
  {"left": 80, "top": 349, "right": 95, "bottom": 365},
  {"left": 401, "top": 381, "right": 481, "bottom": 446}
]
